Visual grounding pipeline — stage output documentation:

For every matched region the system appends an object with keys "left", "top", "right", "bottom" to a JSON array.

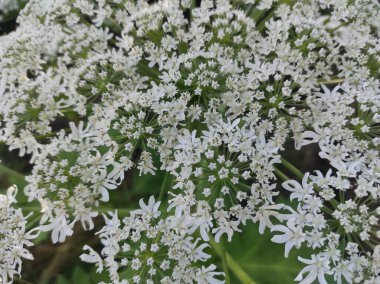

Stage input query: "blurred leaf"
[
  {"left": 90, "top": 266, "right": 109, "bottom": 283},
  {"left": 33, "top": 231, "right": 50, "bottom": 245},
  {"left": 71, "top": 266, "right": 91, "bottom": 284},
  {"left": 226, "top": 221, "right": 311, "bottom": 284},
  {"left": 53, "top": 266, "right": 93, "bottom": 284},
  {"left": 55, "top": 275, "right": 70, "bottom": 284}
]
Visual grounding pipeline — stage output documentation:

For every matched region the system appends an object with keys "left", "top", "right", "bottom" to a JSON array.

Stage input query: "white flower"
[
  {"left": 282, "top": 173, "right": 314, "bottom": 201},
  {"left": 196, "top": 264, "right": 224, "bottom": 284},
  {"left": 254, "top": 203, "right": 285, "bottom": 234},
  {"left": 333, "top": 260, "right": 353, "bottom": 284},
  {"left": 1, "top": 0, "right": 379, "bottom": 282},
  {"left": 92, "top": 169, "right": 119, "bottom": 202},
  {"left": 40, "top": 215, "right": 74, "bottom": 243},
  {"left": 0, "top": 186, "right": 39, "bottom": 282},
  {"left": 295, "top": 125, "right": 330, "bottom": 150},
  {"left": 74, "top": 210, "right": 98, "bottom": 230},
  {"left": 175, "top": 129, "right": 200, "bottom": 151},
  {"left": 271, "top": 220, "right": 306, "bottom": 257},
  {"left": 133, "top": 196, "right": 161, "bottom": 219},
  {"left": 185, "top": 213, "right": 213, "bottom": 241},
  {"left": 137, "top": 151, "right": 157, "bottom": 176},
  {"left": 295, "top": 254, "right": 331, "bottom": 284},
  {"left": 80, "top": 245, "right": 103, "bottom": 273},
  {"left": 212, "top": 218, "right": 241, "bottom": 242}
]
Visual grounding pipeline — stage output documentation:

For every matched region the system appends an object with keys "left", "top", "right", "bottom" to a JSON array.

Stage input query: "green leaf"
[
  {"left": 90, "top": 266, "right": 109, "bottom": 283},
  {"left": 54, "top": 275, "right": 70, "bottom": 284},
  {"left": 33, "top": 231, "right": 50, "bottom": 245},
  {"left": 225, "top": 222, "right": 312, "bottom": 284},
  {"left": 71, "top": 266, "right": 91, "bottom": 284}
]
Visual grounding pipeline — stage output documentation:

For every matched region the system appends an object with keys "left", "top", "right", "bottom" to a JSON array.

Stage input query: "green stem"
[
  {"left": 221, "top": 244, "right": 231, "bottom": 284},
  {"left": 158, "top": 172, "right": 170, "bottom": 201},
  {"left": 98, "top": 207, "right": 133, "bottom": 216},
  {"left": 213, "top": 235, "right": 231, "bottom": 284},
  {"left": 280, "top": 157, "right": 304, "bottom": 179},
  {"left": 26, "top": 213, "right": 41, "bottom": 230},
  {"left": 273, "top": 166, "right": 289, "bottom": 181},
  {"left": 17, "top": 206, "right": 41, "bottom": 212},
  {"left": 318, "top": 78, "right": 345, "bottom": 85},
  {"left": 35, "top": 132, "right": 58, "bottom": 140},
  {"left": 245, "top": 4, "right": 254, "bottom": 16},
  {"left": 209, "top": 237, "right": 256, "bottom": 284}
]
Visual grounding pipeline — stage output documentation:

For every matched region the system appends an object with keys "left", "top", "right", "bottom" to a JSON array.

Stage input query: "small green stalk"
[
  {"left": 98, "top": 207, "right": 132, "bottom": 215},
  {"left": 220, "top": 240, "right": 230, "bottom": 284},
  {"left": 273, "top": 166, "right": 290, "bottom": 181},
  {"left": 280, "top": 157, "right": 304, "bottom": 179},
  {"left": 18, "top": 206, "right": 40, "bottom": 212},
  {"left": 158, "top": 171, "right": 170, "bottom": 201},
  {"left": 209, "top": 236, "right": 256, "bottom": 284},
  {"left": 318, "top": 78, "right": 345, "bottom": 85},
  {"left": 26, "top": 213, "right": 41, "bottom": 230}
]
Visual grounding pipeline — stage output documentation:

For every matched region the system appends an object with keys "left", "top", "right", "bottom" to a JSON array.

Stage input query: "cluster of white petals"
[
  {"left": 0, "top": 186, "right": 39, "bottom": 283},
  {"left": 0, "top": 0, "right": 379, "bottom": 283},
  {"left": 81, "top": 196, "right": 224, "bottom": 284}
]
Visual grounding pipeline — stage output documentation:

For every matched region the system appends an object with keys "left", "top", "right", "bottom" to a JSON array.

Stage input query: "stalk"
[
  {"left": 209, "top": 237, "right": 257, "bottom": 284},
  {"left": 280, "top": 157, "right": 304, "bottom": 179},
  {"left": 318, "top": 78, "right": 345, "bottom": 85},
  {"left": 158, "top": 172, "right": 170, "bottom": 201}
]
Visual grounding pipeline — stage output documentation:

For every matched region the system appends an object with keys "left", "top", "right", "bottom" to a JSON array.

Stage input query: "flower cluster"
[
  {"left": 0, "top": 186, "right": 39, "bottom": 283},
  {"left": 273, "top": 169, "right": 380, "bottom": 283},
  {"left": 0, "top": 0, "right": 379, "bottom": 283},
  {"left": 81, "top": 196, "right": 224, "bottom": 284}
]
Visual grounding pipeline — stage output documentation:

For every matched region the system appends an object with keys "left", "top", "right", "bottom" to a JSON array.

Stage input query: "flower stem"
[
  {"left": 273, "top": 166, "right": 289, "bottom": 181},
  {"left": 26, "top": 213, "right": 41, "bottom": 230},
  {"left": 220, "top": 241, "right": 230, "bottom": 284},
  {"left": 158, "top": 172, "right": 170, "bottom": 201},
  {"left": 209, "top": 237, "right": 256, "bottom": 284},
  {"left": 318, "top": 78, "right": 345, "bottom": 85},
  {"left": 98, "top": 207, "right": 133, "bottom": 216},
  {"left": 18, "top": 206, "right": 40, "bottom": 212},
  {"left": 280, "top": 157, "right": 304, "bottom": 179}
]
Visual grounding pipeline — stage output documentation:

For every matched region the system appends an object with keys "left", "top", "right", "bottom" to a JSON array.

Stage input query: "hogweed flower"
[
  {"left": 0, "top": 0, "right": 379, "bottom": 283},
  {"left": 80, "top": 196, "right": 224, "bottom": 284},
  {"left": 0, "top": 186, "right": 39, "bottom": 283}
]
